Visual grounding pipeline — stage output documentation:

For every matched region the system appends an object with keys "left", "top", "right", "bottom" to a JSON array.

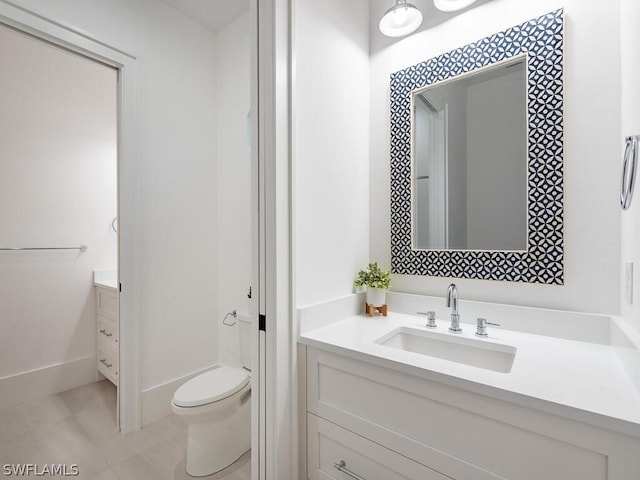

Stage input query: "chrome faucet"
[{"left": 446, "top": 283, "right": 462, "bottom": 333}]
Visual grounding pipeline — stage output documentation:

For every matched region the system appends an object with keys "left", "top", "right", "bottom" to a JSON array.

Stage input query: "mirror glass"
[{"left": 412, "top": 56, "right": 527, "bottom": 251}]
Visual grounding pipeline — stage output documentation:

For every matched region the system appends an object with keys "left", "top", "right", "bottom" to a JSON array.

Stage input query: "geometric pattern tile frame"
[{"left": 390, "top": 9, "right": 564, "bottom": 284}]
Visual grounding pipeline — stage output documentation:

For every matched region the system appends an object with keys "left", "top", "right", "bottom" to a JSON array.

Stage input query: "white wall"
[
  {"left": 370, "top": 0, "right": 621, "bottom": 314},
  {"left": 216, "top": 11, "right": 252, "bottom": 368},
  {"left": 0, "top": 24, "right": 117, "bottom": 403},
  {"left": 13, "top": 0, "right": 221, "bottom": 391},
  {"left": 620, "top": 0, "right": 640, "bottom": 330},
  {"left": 293, "top": 0, "right": 370, "bottom": 307}
]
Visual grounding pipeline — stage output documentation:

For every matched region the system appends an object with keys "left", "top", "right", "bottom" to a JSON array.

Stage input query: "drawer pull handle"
[
  {"left": 99, "top": 329, "right": 113, "bottom": 337},
  {"left": 100, "top": 359, "right": 113, "bottom": 368},
  {"left": 334, "top": 460, "right": 366, "bottom": 480}
]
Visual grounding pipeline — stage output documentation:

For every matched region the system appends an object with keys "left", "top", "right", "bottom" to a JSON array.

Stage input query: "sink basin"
[{"left": 375, "top": 326, "right": 516, "bottom": 373}]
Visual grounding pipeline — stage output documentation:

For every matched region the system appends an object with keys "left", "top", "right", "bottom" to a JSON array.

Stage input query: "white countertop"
[
  {"left": 93, "top": 270, "right": 118, "bottom": 291},
  {"left": 299, "top": 312, "right": 640, "bottom": 438}
]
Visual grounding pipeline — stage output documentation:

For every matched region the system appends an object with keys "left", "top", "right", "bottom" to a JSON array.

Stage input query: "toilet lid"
[{"left": 173, "top": 366, "right": 250, "bottom": 407}]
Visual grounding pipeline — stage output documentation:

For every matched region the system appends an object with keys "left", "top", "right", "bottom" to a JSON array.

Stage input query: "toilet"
[{"left": 172, "top": 313, "right": 252, "bottom": 477}]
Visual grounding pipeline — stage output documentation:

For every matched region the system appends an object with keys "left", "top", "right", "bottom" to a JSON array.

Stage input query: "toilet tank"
[{"left": 237, "top": 313, "right": 252, "bottom": 371}]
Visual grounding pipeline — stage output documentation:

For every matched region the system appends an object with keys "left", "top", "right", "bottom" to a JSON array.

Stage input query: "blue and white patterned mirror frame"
[{"left": 390, "top": 9, "right": 564, "bottom": 284}]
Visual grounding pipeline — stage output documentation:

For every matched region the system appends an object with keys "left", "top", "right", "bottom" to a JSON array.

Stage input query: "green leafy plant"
[{"left": 354, "top": 262, "right": 391, "bottom": 290}]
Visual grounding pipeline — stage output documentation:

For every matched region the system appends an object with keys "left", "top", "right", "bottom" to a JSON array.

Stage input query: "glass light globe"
[
  {"left": 433, "top": 0, "right": 477, "bottom": 12},
  {"left": 379, "top": 1, "right": 423, "bottom": 38}
]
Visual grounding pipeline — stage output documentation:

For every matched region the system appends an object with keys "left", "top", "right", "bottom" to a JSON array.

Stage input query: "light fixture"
[
  {"left": 433, "top": 0, "right": 477, "bottom": 12},
  {"left": 379, "top": 0, "right": 423, "bottom": 38}
]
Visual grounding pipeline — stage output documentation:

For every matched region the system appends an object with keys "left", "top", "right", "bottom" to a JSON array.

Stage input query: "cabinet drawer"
[
  {"left": 97, "top": 315, "right": 119, "bottom": 346},
  {"left": 308, "top": 413, "right": 448, "bottom": 480},
  {"left": 98, "top": 342, "right": 119, "bottom": 386},
  {"left": 96, "top": 287, "right": 118, "bottom": 320}
]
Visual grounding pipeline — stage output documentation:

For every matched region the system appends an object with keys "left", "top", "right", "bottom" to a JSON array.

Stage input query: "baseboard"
[
  {"left": 141, "top": 365, "right": 220, "bottom": 426},
  {"left": 0, "top": 356, "right": 98, "bottom": 410}
]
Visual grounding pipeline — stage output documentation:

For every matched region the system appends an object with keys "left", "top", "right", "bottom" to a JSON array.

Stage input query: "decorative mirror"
[{"left": 390, "top": 9, "right": 564, "bottom": 284}]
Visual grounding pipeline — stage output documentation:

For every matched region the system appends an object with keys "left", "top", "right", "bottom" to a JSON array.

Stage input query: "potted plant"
[{"left": 354, "top": 262, "right": 391, "bottom": 307}]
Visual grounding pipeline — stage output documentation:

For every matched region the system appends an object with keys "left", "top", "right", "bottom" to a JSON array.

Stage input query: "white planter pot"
[{"left": 366, "top": 287, "right": 386, "bottom": 307}]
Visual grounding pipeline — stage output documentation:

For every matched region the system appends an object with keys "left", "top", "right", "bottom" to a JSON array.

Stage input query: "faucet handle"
[
  {"left": 417, "top": 311, "right": 437, "bottom": 328},
  {"left": 476, "top": 317, "right": 500, "bottom": 337}
]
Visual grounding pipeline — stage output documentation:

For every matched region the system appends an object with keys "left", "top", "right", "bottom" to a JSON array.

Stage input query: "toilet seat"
[{"left": 173, "top": 366, "right": 250, "bottom": 407}]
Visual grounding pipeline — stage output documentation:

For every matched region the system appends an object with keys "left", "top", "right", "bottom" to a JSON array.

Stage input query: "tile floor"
[{"left": 0, "top": 381, "right": 251, "bottom": 480}]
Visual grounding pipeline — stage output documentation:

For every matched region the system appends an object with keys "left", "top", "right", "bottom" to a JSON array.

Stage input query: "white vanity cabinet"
[
  {"left": 95, "top": 285, "right": 119, "bottom": 386},
  {"left": 305, "top": 347, "right": 640, "bottom": 480}
]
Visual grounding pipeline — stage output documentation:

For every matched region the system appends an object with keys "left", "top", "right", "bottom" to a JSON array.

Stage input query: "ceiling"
[
  {"left": 162, "top": 0, "right": 250, "bottom": 32},
  {"left": 163, "top": 0, "right": 491, "bottom": 37}
]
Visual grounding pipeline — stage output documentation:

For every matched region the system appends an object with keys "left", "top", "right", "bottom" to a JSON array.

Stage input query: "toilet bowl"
[{"left": 172, "top": 313, "right": 252, "bottom": 477}]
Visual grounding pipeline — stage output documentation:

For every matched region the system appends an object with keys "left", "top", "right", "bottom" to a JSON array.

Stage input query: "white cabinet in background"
[
  {"left": 96, "top": 286, "right": 119, "bottom": 386},
  {"left": 305, "top": 347, "right": 640, "bottom": 480}
]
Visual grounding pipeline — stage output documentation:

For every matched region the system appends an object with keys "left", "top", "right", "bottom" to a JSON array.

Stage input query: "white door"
[{"left": 414, "top": 97, "right": 448, "bottom": 249}]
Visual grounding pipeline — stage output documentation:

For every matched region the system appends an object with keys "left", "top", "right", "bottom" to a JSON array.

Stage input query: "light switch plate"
[{"left": 625, "top": 262, "right": 634, "bottom": 305}]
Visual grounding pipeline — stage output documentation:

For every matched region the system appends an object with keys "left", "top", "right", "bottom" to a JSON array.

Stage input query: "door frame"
[
  {"left": 0, "top": 0, "right": 142, "bottom": 434},
  {"left": 254, "top": 0, "right": 297, "bottom": 479}
]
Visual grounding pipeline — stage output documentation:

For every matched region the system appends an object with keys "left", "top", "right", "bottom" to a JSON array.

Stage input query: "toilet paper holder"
[{"left": 223, "top": 310, "right": 238, "bottom": 326}]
